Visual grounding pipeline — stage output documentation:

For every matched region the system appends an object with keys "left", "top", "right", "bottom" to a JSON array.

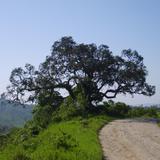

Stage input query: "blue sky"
[{"left": 0, "top": 0, "right": 159, "bottom": 105}]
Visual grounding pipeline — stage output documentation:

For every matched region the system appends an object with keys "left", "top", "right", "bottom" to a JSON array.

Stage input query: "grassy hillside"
[
  {"left": 0, "top": 115, "right": 112, "bottom": 160},
  {"left": 0, "top": 98, "right": 159, "bottom": 160}
]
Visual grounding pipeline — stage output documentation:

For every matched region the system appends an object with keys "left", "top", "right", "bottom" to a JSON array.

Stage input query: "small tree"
[{"left": 4, "top": 37, "right": 155, "bottom": 108}]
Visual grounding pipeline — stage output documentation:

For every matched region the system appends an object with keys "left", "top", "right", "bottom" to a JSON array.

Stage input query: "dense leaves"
[{"left": 3, "top": 37, "right": 155, "bottom": 107}]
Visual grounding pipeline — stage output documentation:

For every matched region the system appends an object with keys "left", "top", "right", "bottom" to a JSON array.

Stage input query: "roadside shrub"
[
  {"left": 128, "top": 106, "right": 159, "bottom": 118},
  {"left": 145, "top": 107, "right": 158, "bottom": 117},
  {"left": 12, "top": 150, "right": 31, "bottom": 160},
  {"left": 104, "top": 101, "right": 131, "bottom": 117}
]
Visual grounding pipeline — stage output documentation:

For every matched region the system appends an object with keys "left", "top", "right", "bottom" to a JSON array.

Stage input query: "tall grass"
[{"left": 0, "top": 115, "right": 112, "bottom": 160}]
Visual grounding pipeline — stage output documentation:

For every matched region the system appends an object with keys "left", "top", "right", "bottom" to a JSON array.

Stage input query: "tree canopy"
[{"left": 3, "top": 37, "right": 155, "bottom": 107}]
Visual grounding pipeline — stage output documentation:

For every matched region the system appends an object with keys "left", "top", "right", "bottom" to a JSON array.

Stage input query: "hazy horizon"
[{"left": 0, "top": 0, "right": 160, "bottom": 105}]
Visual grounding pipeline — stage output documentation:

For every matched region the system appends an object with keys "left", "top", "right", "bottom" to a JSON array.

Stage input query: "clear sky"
[{"left": 0, "top": 0, "right": 160, "bottom": 105}]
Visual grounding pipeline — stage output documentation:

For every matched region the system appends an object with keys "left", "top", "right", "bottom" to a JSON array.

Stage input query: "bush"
[
  {"left": 33, "top": 105, "right": 55, "bottom": 128},
  {"left": 52, "top": 93, "right": 88, "bottom": 122},
  {"left": 128, "top": 106, "right": 159, "bottom": 118},
  {"left": 53, "top": 130, "right": 78, "bottom": 150},
  {"left": 104, "top": 101, "right": 131, "bottom": 117},
  {"left": 0, "top": 135, "right": 8, "bottom": 150},
  {"left": 52, "top": 97, "right": 79, "bottom": 122},
  {"left": 12, "top": 150, "right": 31, "bottom": 160}
]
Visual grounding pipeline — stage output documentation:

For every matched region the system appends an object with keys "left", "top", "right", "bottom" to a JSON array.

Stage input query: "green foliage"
[
  {"left": 37, "top": 90, "right": 63, "bottom": 107},
  {"left": 33, "top": 105, "right": 55, "bottom": 128},
  {"left": 104, "top": 101, "right": 131, "bottom": 117},
  {"left": 0, "top": 135, "right": 8, "bottom": 150},
  {"left": 53, "top": 130, "right": 78, "bottom": 150},
  {"left": 103, "top": 100, "right": 159, "bottom": 118},
  {"left": 53, "top": 92, "right": 88, "bottom": 122},
  {"left": 5, "top": 37, "right": 155, "bottom": 107},
  {"left": 128, "top": 106, "right": 159, "bottom": 118},
  {"left": 12, "top": 150, "right": 31, "bottom": 160},
  {"left": 0, "top": 115, "right": 113, "bottom": 160},
  {"left": 76, "top": 91, "right": 88, "bottom": 113},
  {"left": 1, "top": 97, "right": 159, "bottom": 160},
  {"left": 52, "top": 97, "right": 77, "bottom": 122}
]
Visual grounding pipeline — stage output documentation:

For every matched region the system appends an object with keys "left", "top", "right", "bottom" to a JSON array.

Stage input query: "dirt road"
[{"left": 99, "top": 119, "right": 160, "bottom": 160}]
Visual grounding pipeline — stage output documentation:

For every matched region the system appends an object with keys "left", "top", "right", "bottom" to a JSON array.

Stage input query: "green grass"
[{"left": 0, "top": 115, "right": 113, "bottom": 160}]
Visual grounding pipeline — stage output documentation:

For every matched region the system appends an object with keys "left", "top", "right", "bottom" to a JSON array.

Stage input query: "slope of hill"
[
  {"left": 0, "top": 115, "right": 113, "bottom": 160},
  {"left": 0, "top": 99, "right": 33, "bottom": 133}
]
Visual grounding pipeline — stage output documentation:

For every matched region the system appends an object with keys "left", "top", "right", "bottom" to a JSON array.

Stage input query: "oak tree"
[{"left": 4, "top": 37, "right": 155, "bottom": 107}]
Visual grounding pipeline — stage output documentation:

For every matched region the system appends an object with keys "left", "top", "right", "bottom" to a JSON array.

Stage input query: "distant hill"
[
  {"left": 138, "top": 103, "right": 160, "bottom": 107},
  {"left": 0, "top": 99, "right": 33, "bottom": 133}
]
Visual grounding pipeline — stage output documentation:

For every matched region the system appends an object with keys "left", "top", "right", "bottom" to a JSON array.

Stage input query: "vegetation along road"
[{"left": 99, "top": 119, "right": 160, "bottom": 160}]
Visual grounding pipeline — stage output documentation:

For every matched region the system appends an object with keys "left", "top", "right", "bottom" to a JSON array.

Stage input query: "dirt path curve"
[{"left": 99, "top": 119, "right": 160, "bottom": 160}]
